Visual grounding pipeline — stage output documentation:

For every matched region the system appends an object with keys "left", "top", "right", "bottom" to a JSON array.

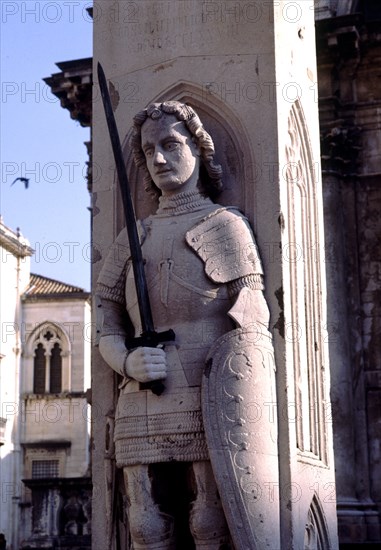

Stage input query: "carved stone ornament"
[
  {"left": 285, "top": 100, "right": 327, "bottom": 461},
  {"left": 202, "top": 326, "right": 279, "bottom": 550}
]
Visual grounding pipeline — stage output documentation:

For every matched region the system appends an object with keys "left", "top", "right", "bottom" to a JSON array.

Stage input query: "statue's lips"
[{"left": 155, "top": 169, "right": 172, "bottom": 176}]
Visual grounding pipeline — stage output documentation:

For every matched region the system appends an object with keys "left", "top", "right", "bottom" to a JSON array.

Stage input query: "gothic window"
[
  {"left": 28, "top": 324, "right": 70, "bottom": 394},
  {"left": 33, "top": 343, "right": 46, "bottom": 394},
  {"left": 50, "top": 343, "right": 62, "bottom": 393}
]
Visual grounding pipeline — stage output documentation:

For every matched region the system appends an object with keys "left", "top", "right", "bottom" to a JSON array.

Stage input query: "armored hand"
[{"left": 125, "top": 347, "right": 167, "bottom": 383}]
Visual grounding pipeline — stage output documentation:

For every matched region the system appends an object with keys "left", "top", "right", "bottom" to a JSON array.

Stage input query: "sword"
[{"left": 97, "top": 62, "right": 174, "bottom": 395}]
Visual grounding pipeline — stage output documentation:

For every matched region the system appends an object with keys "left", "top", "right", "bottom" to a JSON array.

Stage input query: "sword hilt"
[{"left": 125, "top": 329, "right": 175, "bottom": 396}]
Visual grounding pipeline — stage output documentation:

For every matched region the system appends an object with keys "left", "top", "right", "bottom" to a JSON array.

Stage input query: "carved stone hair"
[{"left": 131, "top": 101, "right": 223, "bottom": 199}]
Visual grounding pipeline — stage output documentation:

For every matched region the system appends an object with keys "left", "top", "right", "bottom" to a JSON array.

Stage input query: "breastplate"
[
  {"left": 125, "top": 207, "right": 232, "bottom": 388},
  {"left": 115, "top": 207, "right": 233, "bottom": 465}
]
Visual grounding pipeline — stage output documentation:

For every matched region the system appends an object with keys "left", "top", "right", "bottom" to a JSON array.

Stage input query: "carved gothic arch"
[
  {"left": 285, "top": 99, "right": 328, "bottom": 463},
  {"left": 24, "top": 321, "right": 72, "bottom": 393},
  {"left": 304, "top": 493, "right": 331, "bottom": 550},
  {"left": 117, "top": 80, "right": 257, "bottom": 229}
]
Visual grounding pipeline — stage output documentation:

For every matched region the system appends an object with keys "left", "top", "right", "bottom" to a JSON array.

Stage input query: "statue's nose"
[{"left": 153, "top": 150, "right": 166, "bottom": 165}]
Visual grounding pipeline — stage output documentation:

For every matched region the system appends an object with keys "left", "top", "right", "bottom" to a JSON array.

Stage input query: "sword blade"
[
  {"left": 97, "top": 62, "right": 154, "bottom": 334},
  {"left": 97, "top": 63, "right": 175, "bottom": 396}
]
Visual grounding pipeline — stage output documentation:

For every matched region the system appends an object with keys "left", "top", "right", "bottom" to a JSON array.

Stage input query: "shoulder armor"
[{"left": 185, "top": 207, "right": 263, "bottom": 283}]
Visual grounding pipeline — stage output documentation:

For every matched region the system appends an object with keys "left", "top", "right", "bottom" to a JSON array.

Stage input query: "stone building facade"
[
  {"left": 0, "top": 221, "right": 33, "bottom": 550},
  {"left": 316, "top": 2, "right": 381, "bottom": 544},
  {"left": 0, "top": 220, "right": 92, "bottom": 550}
]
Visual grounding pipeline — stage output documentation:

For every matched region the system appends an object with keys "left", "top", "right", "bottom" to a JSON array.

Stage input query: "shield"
[{"left": 202, "top": 327, "right": 280, "bottom": 550}]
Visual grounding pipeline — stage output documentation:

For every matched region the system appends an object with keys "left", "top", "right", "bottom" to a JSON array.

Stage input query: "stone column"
[
  {"left": 322, "top": 173, "right": 360, "bottom": 534},
  {"left": 93, "top": 2, "right": 339, "bottom": 548}
]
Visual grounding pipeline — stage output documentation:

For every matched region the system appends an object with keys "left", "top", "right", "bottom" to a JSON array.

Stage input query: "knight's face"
[{"left": 141, "top": 114, "right": 200, "bottom": 196}]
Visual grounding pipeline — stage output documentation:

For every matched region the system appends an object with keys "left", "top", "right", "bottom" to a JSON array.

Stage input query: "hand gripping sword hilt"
[{"left": 125, "top": 329, "right": 175, "bottom": 396}]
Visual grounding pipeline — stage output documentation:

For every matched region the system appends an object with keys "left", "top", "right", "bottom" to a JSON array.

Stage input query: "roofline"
[
  {"left": 22, "top": 273, "right": 90, "bottom": 300},
  {"left": 29, "top": 272, "right": 86, "bottom": 289},
  {"left": 55, "top": 57, "right": 93, "bottom": 72},
  {"left": 0, "top": 223, "right": 34, "bottom": 258},
  {"left": 22, "top": 292, "right": 91, "bottom": 302}
]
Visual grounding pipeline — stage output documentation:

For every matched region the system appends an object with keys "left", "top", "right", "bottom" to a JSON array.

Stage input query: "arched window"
[
  {"left": 50, "top": 343, "right": 62, "bottom": 393},
  {"left": 27, "top": 324, "right": 70, "bottom": 394},
  {"left": 33, "top": 343, "right": 46, "bottom": 394}
]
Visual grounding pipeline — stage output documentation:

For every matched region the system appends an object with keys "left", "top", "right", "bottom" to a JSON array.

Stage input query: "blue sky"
[{"left": 1, "top": 1, "right": 93, "bottom": 290}]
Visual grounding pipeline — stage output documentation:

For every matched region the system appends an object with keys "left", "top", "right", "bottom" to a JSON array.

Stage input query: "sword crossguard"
[{"left": 125, "top": 329, "right": 175, "bottom": 396}]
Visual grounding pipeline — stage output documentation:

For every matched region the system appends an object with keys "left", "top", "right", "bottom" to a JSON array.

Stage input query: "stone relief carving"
[
  {"left": 96, "top": 101, "right": 279, "bottom": 549},
  {"left": 285, "top": 101, "right": 327, "bottom": 462},
  {"left": 304, "top": 494, "right": 331, "bottom": 550}
]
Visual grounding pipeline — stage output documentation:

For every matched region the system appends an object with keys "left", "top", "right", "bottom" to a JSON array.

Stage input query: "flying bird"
[{"left": 11, "top": 177, "right": 30, "bottom": 189}]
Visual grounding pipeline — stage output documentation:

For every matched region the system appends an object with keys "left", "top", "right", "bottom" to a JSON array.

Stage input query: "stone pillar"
[
  {"left": 92, "top": 1, "right": 338, "bottom": 548},
  {"left": 322, "top": 173, "right": 361, "bottom": 537}
]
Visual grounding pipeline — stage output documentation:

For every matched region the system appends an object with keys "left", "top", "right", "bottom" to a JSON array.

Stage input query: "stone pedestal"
[{"left": 93, "top": 2, "right": 339, "bottom": 548}]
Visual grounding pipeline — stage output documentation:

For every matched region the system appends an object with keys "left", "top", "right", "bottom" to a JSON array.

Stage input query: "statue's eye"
[
  {"left": 145, "top": 148, "right": 154, "bottom": 158},
  {"left": 165, "top": 141, "right": 179, "bottom": 151}
]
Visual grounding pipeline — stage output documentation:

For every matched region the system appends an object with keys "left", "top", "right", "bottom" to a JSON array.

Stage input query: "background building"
[
  {"left": 0, "top": 220, "right": 91, "bottom": 550},
  {"left": 316, "top": 1, "right": 381, "bottom": 544},
  {"left": 0, "top": 220, "right": 33, "bottom": 550}
]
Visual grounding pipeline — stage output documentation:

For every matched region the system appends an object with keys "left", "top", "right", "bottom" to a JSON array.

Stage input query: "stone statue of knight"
[{"left": 96, "top": 101, "right": 279, "bottom": 549}]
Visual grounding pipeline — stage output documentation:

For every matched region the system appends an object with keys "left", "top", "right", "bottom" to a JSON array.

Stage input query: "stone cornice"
[
  {"left": 21, "top": 440, "right": 71, "bottom": 449},
  {"left": 44, "top": 58, "right": 93, "bottom": 191},
  {"left": 44, "top": 58, "right": 92, "bottom": 128},
  {"left": 316, "top": 12, "right": 381, "bottom": 60},
  {"left": 0, "top": 222, "right": 34, "bottom": 258}
]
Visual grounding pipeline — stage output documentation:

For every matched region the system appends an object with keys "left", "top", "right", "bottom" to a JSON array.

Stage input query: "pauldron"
[{"left": 186, "top": 207, "right": 263, "bottom": 284}]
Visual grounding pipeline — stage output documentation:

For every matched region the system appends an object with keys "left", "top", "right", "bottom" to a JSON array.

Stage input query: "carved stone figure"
[{"left": 96, "top": 102, "right": 278, "bottom": 549}]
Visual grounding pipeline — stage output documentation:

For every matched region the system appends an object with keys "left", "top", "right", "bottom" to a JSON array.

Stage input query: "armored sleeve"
[
  {"left": 96, "top": 224, "right": 146, "bottom": 376},
  {"left": 96, "top": 227, "right": 130, "bottom": 307}
]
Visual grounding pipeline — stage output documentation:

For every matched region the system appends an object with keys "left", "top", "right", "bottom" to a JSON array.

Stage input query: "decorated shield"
[{"left": 202, "top": 327, "right": 280, "bottom": 549}]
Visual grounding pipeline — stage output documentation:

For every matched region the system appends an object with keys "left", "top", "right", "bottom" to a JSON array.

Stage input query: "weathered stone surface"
[{"left": 93, "top": 2, "right": 338, "bottom": 548}]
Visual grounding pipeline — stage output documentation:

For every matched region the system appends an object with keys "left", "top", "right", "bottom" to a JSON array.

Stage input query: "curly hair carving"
[{"left": 130, "top": 101, "right": 223, "bottom": 200}]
